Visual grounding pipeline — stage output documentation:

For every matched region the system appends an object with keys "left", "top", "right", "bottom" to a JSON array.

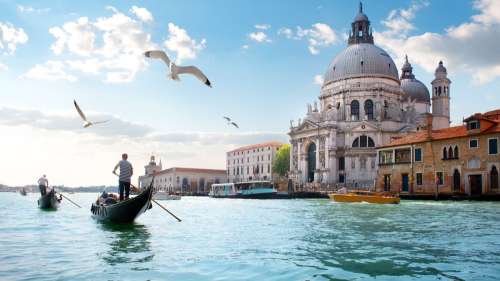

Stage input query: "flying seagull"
[
  {"left": 144, "top": 50, "right": 212, "bottom": 88},
  {"left": 223, "top": 116, "right": 238, "bottom": 128},
  {"left": 73, "top": 100, "right": 109, "bottom": 128}
]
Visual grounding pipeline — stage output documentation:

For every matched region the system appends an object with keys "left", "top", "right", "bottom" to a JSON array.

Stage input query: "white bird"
[
  {"left": 223, "top": 116, "right": 238, "bottom": 128},
  {"left": 223, "top": 116, "right": 231, "bottom": 122},
  {"left": 73, "top": 100, "right": 109, "bottom": 128},
  {"left": 144, "top": 50, "right": 212, "bottom": 88},
  {"left": 230, "top": 122, "right": 239, "bottom": 129}
]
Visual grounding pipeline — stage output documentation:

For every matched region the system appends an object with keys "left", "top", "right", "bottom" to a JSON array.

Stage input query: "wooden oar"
[
  {"left": 113, "top": 173, "right": 182, "bottom": 222},
  {"left": 55, "top": 191, "right": 81, "bottom": 208}
]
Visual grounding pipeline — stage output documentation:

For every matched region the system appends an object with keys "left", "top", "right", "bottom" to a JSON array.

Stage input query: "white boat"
[{"left": 154, "top": 191, "right": 181, "bottom": 200}]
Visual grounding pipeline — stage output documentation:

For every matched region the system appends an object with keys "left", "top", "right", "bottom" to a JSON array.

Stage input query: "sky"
[{"left": 1, "top": 0, "right": 499, "bottom": 186}]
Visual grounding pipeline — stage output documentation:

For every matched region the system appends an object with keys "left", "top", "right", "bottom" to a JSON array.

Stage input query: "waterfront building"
[
  {"left": 138, "top": 156, "right": 226, "bottom": 194},
  {"left": 289, "top": 3, "right": 451, "bottom": 188},
  {"left": 227, "top": 141, "right": 284, "bottom": 183},
  {"left": 376, "top": 110, "right": 500, "bottom": 196}
]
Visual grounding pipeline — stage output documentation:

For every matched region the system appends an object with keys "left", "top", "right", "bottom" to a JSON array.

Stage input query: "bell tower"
[
  {"left": 431, "top": 61, "right": 451, "bottom": 129},
  {"left": 348, "top": 2, "right": 374, "bottom": 45}
]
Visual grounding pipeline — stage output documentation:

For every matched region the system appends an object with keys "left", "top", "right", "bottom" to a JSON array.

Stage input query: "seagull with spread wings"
[
  {"left": 73, "top": 100, "right": 109, "bottom": 128},
  {"left": 223, "top": 116, "right": 239, "bottom": 129},
  {"left": 144, "top": 50, "right": 212, "bottom": 88}
]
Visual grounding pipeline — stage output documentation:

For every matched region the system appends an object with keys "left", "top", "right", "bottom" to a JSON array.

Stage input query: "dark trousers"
[
  {"left": 39, "top": 185, "right": 47, "bottom": 196},
  {"left": 119, "top": 181, "right": 130, "bottom": 201}
]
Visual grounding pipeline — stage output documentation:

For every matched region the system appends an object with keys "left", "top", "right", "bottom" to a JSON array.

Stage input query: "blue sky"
[{"left": 1, "top": 0, "right": 499, "bottom": 186}]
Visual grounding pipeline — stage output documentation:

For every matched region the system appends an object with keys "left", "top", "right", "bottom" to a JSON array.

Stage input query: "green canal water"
[{"left": 1, "top": 193, "right": 500, "bottom": 281}]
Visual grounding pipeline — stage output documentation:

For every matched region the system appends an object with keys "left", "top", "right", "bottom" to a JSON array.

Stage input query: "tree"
[{"left": 273, "top": 144, "right": 290, "bottom": 177}]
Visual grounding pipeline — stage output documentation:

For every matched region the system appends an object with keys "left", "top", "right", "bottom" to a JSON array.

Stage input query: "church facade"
[{"left": 288, "top": 4, "right": 451, "bottom": 188}]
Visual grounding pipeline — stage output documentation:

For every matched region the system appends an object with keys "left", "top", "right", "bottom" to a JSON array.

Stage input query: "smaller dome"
[
  {"left": 401, "top": 79, "right": 430, "bottom": 103},
  {"left": 400, "top": 55, "right": 430, "bottom": 103}
]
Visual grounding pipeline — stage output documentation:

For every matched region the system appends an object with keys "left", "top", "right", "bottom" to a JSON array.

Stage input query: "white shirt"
[{"left": 38, "top": 177, "right": 48, "bottom": 186}]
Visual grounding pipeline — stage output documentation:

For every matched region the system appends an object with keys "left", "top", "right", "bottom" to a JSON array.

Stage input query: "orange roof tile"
[
  {"left": 380, "top": 121, "right": 500, "bottom": 148},
  {"left": 228, "top": 141, "right": 285, "bottom": 153}
]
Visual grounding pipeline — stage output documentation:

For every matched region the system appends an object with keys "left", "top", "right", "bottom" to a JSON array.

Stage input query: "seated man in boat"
[
  {"left": 112, "top": 153, "right": 133, "bottom": 201},
  {"left": 37, "top": 174, "right": 49, "bottom": 196},
  {"left": 97, "top": 191, "right": 118, "bottom": 205}
]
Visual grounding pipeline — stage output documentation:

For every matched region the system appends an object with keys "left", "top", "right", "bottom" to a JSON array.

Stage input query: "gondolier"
[
  {"left": 113, "top": 153, "right": 133, "bottom": 201},
  {"left": 37, "top": 175, "right": 49, "bottom": 196}
]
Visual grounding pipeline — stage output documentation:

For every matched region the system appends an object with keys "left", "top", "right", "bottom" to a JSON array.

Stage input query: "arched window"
[
  {"left": 454, "top": 146, "right": 459, "bottom": 159},
  {"left": 448, "top": 147, "right": 453, "bottom": 159},
  {"left": 491, "top": 166, "right": 499, "bottom": 190},
  {"left": 352, "top": 138, "right": 359, "bottom": 147},
  {"left": 453, "top": 169, "right": 460, "bottom": 192},
  {"left": 443, "top": 147, "right": 447, "bottom": 160},
  {"left": 351, "top": 100, "right": 360, "bottom": 121},
  {"left": 352, "top": 135, "right": 375, "bottom": 148},
  {"left": 364, "top": 99, "right": 374, "bottom": 120}
]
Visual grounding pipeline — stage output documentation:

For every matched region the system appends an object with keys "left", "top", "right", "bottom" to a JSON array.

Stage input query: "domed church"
[{"left": 288, "top": 3, "right": 451, "bottom": 187}]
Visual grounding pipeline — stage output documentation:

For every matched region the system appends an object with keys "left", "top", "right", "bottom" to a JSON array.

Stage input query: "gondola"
[
  {"left": 38, "top": 189, "right": 60, "bottom": 209},
  {"left": 20, "top": 188, "right": 27, "bottom": 196},
  {"left": 90, "top": 185, "right": 154, "bottom": 223}
]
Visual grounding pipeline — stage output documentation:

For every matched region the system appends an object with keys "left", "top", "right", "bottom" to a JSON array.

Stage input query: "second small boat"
[{"left": 329, "top": 190, "right": 400, "bottom": 204}]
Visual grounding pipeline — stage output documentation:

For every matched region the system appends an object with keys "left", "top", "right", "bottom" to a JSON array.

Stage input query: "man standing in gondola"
[
  {"left": 113, "top": 153, "right": 133, "bottom": 201},
  {"left": 37, "top": 174, "right": 49, "bottom": 196}
]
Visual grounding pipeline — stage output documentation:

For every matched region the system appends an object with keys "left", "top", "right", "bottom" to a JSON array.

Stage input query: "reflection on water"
[{"left": 99, "top": 223, "right": 154, "bottom": 270}]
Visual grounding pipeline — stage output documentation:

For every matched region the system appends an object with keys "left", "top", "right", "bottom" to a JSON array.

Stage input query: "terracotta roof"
[
  {"left": 155, "top": 167, "right": 226, "bottom": 175},
  {"left": 228, "top": 141, "right": 284, "bottom": 153},
  {"left": 380, "top": 120, "right": 500, "bottom": 149}
]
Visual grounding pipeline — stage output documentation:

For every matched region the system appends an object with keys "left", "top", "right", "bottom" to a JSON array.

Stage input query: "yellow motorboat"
[{"left": 329, "top": 191, "right": 400, "bottom": 204}]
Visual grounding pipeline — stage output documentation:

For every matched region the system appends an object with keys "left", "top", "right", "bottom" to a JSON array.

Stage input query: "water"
[{"left": 1, "top": 193, "right": 500, "bottom": 281}]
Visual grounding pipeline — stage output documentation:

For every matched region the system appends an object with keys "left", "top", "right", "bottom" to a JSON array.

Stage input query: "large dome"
[
  {"left": 401, "top": 79, "right": 430, "bottom": 103},
  {"left": 324, "top": 43, "right": 399, "bottom": 85}
]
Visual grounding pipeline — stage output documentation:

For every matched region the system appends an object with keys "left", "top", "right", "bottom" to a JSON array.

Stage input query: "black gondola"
[
  {"left": 20, "top": 188, "right": 27, "bottom": 196},
  {"left": 38, "top": 189, "right": 60, "bottom": 209},
  {"left": 91, "top": 185, "right": 154, "bottom": 223}
]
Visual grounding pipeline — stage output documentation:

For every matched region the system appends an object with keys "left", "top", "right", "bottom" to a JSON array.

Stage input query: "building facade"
[
  {"left": 138, "top": 156, "right": 226, "bottom": 194},
  {"left": 289, "top": 3, "right": 450, "bottom": 188},
  {"left": 376, "top": 110, "right": 500, "bottom": 196},
  {"left": 227, "top": 141, "right": 284, "bottom": 182}
]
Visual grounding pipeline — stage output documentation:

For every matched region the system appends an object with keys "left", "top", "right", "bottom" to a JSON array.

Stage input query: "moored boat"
[
  {"left": 210, "top": 181, "right": 290, "bottom": 199},
  {"left": 20, "top": 188, "right": 27, "bottom": 196},
  {"left": 154, "top": 191, "right": 181, "bottom": 200},
  {"left": 329, "top": 191, "right": 400, "bottom": 204},
  {"left": 91, "top": 185, "right": 154, "bottom": 223},
  {"left": 38, "top": 189, "right": 61, "bottom": 209}
]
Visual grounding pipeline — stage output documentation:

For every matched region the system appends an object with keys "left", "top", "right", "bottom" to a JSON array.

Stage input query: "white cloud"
[
  {"left": 248, "top": 31, "right": 271, "bottom": 43},
  {"left": 381, "top": 1, "right": 429, "bottom": 37},
  {"left": 164, "top": 22, "right": 206, "bottom": 64},
  {"left": 0, "top": 22, "right": 28, "bottom": 55},
  {"left": 17, "top": 5, "right": 50, "bottom": 14},
  {"left": 278, "top": 23, "right": 337, "bottom": 54},
  {"left": 130, "top": 6, "right": 153, "bottom": 23},
  {"left": 22, "top": 61, "right": 77, "bottom": 82},
  {"left": 255, "top": 24, "right": 271, "bottom": 30},
  {"left": 27, "top": 6, "right": 156, "bottom": 83},
  {"left": 313, "top": 74, "right": 324, "bottom": 85},
  {"left": 375, "top": 0, "right": 500, "bottom": 84},
  {"left": 277, "top": 28, "right": 294, "bottom": 39},
  {"left": 0, "top": 63, "right": 7, "bottom": 71},
  {"left": 242, "top": 44, "right": 249, "bottom": 49},
  {"left": 49, "top": 17, "right": 95, "bottom": 56}
]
